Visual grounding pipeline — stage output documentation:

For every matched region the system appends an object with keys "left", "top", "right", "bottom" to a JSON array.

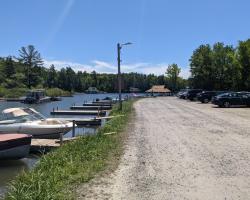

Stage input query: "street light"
[{"left": 117, "top": 42, "right": 132, "bottom": 110}]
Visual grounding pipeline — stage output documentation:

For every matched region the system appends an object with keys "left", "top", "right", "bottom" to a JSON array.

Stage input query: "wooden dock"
[
  {"left": 83, "top": 102, "right": 112, "bottom": 107},
  {"left": 70, "top": 105, "right": 112, "bottom": 110},
  {"left": 93, "top": 100, "right": 113, "bottom": 103},
  {"left": 50, "top": 110, "right": 106, "bottom": 116},
  {"left": 31, "top": 137, "right": 77, "bottom": 152},
  {"left": 53, "top": 117, "right": 102, "bottom": 126}
]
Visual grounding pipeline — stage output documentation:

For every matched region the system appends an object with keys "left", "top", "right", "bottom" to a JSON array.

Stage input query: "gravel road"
[{"left": 77, "top": 97, "right": 250, "bottom": 200}]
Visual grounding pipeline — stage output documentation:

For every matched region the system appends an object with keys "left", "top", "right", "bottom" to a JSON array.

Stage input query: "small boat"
[
  {"left": 0, "top": 133, "right": 31, "bottom": 160},
  {"left": 0, "top": 108, "right": 73, "bottom": 139},
  {"left": 23, "top": 89, "right": 51, "bottom": 104}
]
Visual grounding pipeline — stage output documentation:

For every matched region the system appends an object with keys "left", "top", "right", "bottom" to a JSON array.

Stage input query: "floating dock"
[
  {"left": 50, "top": 110, "right": 106, "bottom": 116},
  {"left": 83, "top": 102, "right": 112, "bottom": 107},
  {"left": 53, "top": 117, "right": 102, "bottom": 126},
  {"left": 93, "top": 100, "right": 113, "bottom": 103},
  {"left": 70, "top": 105, "right": 112, "bottom": 110}
]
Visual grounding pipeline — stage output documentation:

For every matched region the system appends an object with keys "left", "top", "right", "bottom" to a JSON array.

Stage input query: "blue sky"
[{"left": 0, "top": 0, "right": 250, "bottom": 78}]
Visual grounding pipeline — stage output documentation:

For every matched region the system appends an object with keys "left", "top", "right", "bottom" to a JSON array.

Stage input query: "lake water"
[{"left": 0, "top": 93, "right": 132, "bottom": 198}]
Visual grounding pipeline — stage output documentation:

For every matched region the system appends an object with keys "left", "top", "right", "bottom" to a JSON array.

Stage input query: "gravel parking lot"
[{"left": 78, "top": 97, "right": 250, "bottom": 200}]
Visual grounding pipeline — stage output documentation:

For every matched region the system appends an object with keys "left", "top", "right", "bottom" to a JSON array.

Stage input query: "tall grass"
[
  {"left": 45, "top": 88, "right": 72, "bottom": 97},
  {"left": 5, "top": 100, "right": 134, "bottom": 200}
]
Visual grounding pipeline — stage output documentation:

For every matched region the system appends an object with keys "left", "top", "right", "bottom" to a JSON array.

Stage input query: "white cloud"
[{"left": 43, "top": 59, "right": 190, "bottom": 78}]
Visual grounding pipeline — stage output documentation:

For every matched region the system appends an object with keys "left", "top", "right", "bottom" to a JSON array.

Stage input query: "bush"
[
  {"left": 46, "top": 88, "right": 72, "bottom": 97},
  {"left": 0, "top": 87, "right": 27, "bottom": 98},
  {"left": 0, "top": 87, "right": 7, "bottom": 97}
]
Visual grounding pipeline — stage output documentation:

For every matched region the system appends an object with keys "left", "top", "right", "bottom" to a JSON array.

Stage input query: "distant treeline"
[
  {"left": 0, "top": 45, "right": 187, "bottom": 94},
  {"left": 190, "top": 39, "right": 250, "bottom": 91}
]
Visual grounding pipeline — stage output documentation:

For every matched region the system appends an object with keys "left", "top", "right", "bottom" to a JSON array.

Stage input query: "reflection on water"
[
  {"left": 0, "top": 154, "right": 38, "bottom": 198},
  {"left": 0, "top": 93, "right": 132, "bottom": 197}
]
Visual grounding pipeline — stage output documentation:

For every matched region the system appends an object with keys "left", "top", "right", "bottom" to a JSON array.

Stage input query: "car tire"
[
  {"left": 204, "top": 98, "right": 209, "bottom": 103},
  {"left": 223, "top": 101, "right": 230, "bottom": 108}
]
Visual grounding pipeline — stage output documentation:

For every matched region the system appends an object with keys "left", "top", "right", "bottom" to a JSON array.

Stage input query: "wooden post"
[
  {"left": 72, "top": 120, "right": 75, "bottom": 137},
  {"left": 59, "top": 132, "right": 63, "bottom": 146}
]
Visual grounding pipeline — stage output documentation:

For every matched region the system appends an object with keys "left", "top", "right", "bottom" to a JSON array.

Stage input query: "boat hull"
[
  {"left": 0, "top": 144, "right": 30, "bottom": 160},
  {"left": 0, "top": 134, "right": 31, "bottom": 160},
  {"left": 0, "top": 121, "right": 73, "bottom": 139}
]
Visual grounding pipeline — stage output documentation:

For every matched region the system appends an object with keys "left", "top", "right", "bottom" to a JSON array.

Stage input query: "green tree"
[
  {"left": 190, "top": 44, "right": 213, "bottom": 89},
  {"left": 238, "top": 39, "right": 250, "bottom": 90},
  {"left": 165, "top": 63, "right": 181, "bottom": 92},
  {"left": 3, "top": 56, "right": 15, "bottom": 78},
  {"left": 212, "top": 43, "right": 240, "bottom": 90},
  {"left": 46, "top": 64, "right": 58, "bottom": 88},
  {"left": 18, "top": 45, "right": 43, "bottom": 88}
]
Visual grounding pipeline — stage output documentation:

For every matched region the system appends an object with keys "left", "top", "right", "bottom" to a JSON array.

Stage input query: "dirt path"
[{"left": 77, "top": 97, "right": 250, "bottom": 200}]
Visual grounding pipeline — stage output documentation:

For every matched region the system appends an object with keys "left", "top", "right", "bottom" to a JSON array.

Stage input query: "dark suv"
[
  {"left": 212, "top": 92, "right": 250, "bottom": 107},
  {"left": 186, "top": 89, "right": 203, "bottom": 101},
  {"left": 197, "top": 91, "right": 227, "bottom": 103}
]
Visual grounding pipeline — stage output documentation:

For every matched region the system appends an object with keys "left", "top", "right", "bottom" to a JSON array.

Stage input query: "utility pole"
[
  {"left": 117, "top": 42, "right": 132, "bottom": 111},
  {"left": 117, "top": 43, "right": 122, "bottom": 110}
]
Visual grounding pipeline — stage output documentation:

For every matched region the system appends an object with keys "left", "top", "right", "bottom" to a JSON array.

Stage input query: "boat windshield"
[{"left": 1, "top": 108, "right": 45, "bottom": 123}]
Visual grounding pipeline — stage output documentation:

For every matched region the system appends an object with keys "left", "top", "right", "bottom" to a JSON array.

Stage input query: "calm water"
[{"left": 0, "top": 93, "right": 132, "bottom": 198}]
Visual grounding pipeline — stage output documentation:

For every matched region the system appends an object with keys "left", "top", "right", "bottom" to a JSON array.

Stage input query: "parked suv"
[
  {"left": 197, "top": 91, "right": 227, "bottom": 103},
  {"left": 212, "top": 92, "right": 250, "bottom": 107},
  {"left": 186, "top": 89, "right": 203, "bottom": 101}
]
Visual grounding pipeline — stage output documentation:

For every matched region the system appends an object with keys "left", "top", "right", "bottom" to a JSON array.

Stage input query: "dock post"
[
  {"left": 72, "top": 120, "right": 76, "bottom": 137},
  {"left": 60, "top": 133, "right": 63, "bottom": 146}
]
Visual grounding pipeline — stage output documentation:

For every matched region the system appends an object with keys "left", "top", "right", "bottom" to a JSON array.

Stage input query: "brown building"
[{"left": 145, "top": 85, "right": 171, "bottom": 96}]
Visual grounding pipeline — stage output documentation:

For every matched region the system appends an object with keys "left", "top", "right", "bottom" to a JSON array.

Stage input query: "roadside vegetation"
[{"left": 5, "top": 100, "right": 134, "bottom": 200}]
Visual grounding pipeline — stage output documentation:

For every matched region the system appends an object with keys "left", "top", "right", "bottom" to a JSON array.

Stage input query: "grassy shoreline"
[
  {"left": 0, "top": 87, "right": 72, "bottom": 98},
  {"left": 5, "top": 100, "right": 134, "bottom": 200}
]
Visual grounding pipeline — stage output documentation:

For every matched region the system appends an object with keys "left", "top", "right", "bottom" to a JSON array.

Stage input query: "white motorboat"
[{"left": 0, "top": 108, "right": 73, "bottom": 139}]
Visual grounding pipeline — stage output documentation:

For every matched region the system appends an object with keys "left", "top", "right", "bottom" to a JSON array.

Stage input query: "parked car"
[
  {"left": 179, "top": 91, "right": 189, "bottom": 99},
  {"left": 186, "top": 89, "right": 203, "bottom": 101},
  {"left": 212, "top": 92, "right": 250, "bottom": 107},
  {"left": 177, "top": 89, "right": 189, "bottom": 99},
  {"left": 176, "top": 90, "right": 183, "bottom": 97},
  {"left": 197, "top": 91, "right": 227, "bottom": 103}
]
